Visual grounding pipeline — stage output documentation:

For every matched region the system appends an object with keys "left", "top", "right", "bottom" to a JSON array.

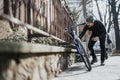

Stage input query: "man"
[{"left": 79, "top": 16, "right": 106, "bottom": 66}]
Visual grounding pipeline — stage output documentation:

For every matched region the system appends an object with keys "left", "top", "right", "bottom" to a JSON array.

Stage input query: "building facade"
[{"left": 0, "top": 0, "right": 74, "bottom": 43}]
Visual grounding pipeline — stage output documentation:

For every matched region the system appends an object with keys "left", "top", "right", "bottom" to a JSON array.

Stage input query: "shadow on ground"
[
  {"left": 56, "top": 63, "right": 102, "bottom": 78},
  {"left": 56, "top": 64, "right": 88, "bottom": 77}
]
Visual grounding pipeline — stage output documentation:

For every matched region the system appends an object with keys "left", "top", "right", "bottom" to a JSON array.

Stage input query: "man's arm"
[{"left": 79, "top": 25, "right": 88, "bottom": 39}]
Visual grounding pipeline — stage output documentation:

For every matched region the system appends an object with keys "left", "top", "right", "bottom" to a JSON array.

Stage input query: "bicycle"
[{"left": 65, "top": 23, "right": 92, "bottom": 71}]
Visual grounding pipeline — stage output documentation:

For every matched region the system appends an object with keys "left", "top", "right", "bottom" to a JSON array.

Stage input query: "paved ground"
[{"left": 53, "top": 55, "right": 120, "bottom": 80}]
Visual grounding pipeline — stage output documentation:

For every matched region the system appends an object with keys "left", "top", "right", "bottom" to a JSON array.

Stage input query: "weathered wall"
[
  {"left": 0, "top": 20, "right": 13, "bottom": 39},
  {"left": 0, "top": 0, "right": 74, "bottom": 42},
  {"left": 0, "top": 53, "right": 75, "bottom": 80}
]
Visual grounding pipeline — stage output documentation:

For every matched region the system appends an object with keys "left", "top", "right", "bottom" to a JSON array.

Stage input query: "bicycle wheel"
[{"left": 76, "top": 39, "right": 92, "bottom": 71}]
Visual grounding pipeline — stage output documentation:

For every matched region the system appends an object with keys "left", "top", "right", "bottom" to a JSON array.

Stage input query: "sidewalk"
[{"left": 53, "top": 55, "right": 120, "bottom": 80}]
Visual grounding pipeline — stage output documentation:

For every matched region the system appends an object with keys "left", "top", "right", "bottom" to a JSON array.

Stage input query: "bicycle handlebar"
[
  {"left": 65, "top": 23, "right": 85, "bottom": 32},
  {"left": 70, "top": 23, "right": 85, "bottom": 29}
]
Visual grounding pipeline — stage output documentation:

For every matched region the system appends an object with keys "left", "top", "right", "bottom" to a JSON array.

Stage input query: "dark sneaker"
[
  {"left": 100, "top": 63, "right": 105, "bottom": 66},
  {"left": 91, "top": 58, "right": 97, "bottom": 65},
  {"left": 100, "top": 62, "right": 105, "bottom": 66}
]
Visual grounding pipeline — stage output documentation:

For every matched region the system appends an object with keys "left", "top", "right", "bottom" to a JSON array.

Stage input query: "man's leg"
[
  {"left": 100, "top": 38, "right": 106, "bottom": 65},
  {"left": 88, "top": 38, "right": 97, "bottom": 64}
]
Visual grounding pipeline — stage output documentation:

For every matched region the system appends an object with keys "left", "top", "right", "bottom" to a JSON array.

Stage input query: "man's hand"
[{"left": 92, "top": 37, "right": 99, "bottom": 41}]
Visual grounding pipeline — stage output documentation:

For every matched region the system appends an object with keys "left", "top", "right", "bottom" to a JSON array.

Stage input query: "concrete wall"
[
  {"left": 0, "top": 42, "right": 76, "bottom": 80},
  {"left": 0, "top": 53, "right": 75, "bottom": 80}
]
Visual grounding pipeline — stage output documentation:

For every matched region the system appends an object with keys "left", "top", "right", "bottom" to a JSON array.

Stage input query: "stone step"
[{"left": 0, "top": 41, "right": 76, "bottom": 53}]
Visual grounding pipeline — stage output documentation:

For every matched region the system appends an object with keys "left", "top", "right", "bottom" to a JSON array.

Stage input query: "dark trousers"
[{"left": 88, "top": 37, "right": 106, "bottom": 63}]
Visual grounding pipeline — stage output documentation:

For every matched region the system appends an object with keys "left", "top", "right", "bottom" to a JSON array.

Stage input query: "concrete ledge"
[{"left": 0, "top": 41, "right": 76, "bottom": 53}]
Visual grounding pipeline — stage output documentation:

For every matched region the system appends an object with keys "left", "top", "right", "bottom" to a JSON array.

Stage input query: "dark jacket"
[{"left": 79, "top": 20, "right": 106, "bottom": 39}]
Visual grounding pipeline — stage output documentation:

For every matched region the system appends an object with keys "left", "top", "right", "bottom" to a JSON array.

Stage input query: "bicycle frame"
[
  {"left": 69, "top": 29, "right": 84, "bottom": 55},
  {"left": 65, "top": 23, "right": 85, "bottom": 54},
  {"left": 65, "top": 23, "right": 91, "bottom": 71}
]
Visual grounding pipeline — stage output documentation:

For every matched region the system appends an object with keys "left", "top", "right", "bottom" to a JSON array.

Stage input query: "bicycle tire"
[{"left": 76, "top": 38, "right": 92, "bottom": 71}]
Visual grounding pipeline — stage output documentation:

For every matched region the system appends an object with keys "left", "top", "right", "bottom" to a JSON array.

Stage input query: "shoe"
[
  {"left": 91, "top": 58, "right": 97, "bottom": 65},
  {"left": 100, "top": 62, "right": 105, "bottom": 66}
]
